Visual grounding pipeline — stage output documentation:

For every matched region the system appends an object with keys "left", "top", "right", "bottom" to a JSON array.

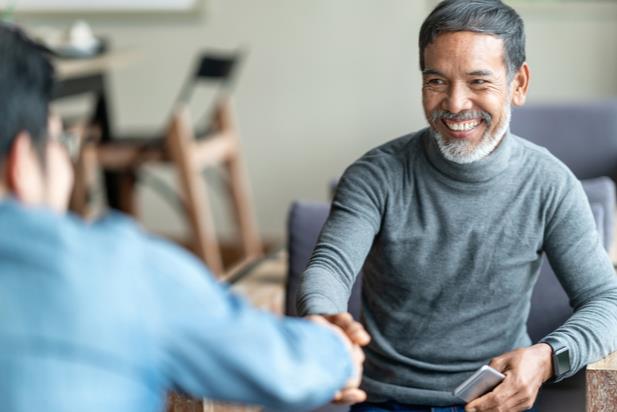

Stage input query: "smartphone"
[{"left": 453, "top": 365, "right": 505, "bottom": 403}]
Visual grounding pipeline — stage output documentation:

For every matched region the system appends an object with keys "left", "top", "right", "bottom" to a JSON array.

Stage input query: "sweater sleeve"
[
  {"left": 297, "top": 156, "right": 386, "bottom": 316},
  {"left": 541, "top": 176, "right": 617, "bottom": 380},
  {"left": 147, "top": 238, "right": 354, "bottom": 411}
]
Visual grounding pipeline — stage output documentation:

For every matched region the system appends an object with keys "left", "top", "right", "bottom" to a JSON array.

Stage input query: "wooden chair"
[{"left": 70, "top": 52, "right": 262, "bottom": 278}]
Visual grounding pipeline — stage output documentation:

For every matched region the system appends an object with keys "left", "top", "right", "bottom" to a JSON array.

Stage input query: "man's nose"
[{"left": 443, "top": 82, "right": 472, "bottom": 114}]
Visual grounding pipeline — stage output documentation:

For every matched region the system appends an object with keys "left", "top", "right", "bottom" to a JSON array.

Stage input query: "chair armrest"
[{"left": 586, "top": 351, "right": 617, "bottom": 411}]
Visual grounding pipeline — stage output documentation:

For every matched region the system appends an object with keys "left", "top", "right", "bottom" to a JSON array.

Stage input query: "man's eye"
[
  {"left": 426, "top": 78, "right": 445, "bottom": 86},
  {"left": 471, "top": 79, "right": 487, "bottom": 85}
]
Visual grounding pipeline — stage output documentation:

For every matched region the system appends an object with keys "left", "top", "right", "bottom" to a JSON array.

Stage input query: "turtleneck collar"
[{"left": 422, "top": 128, "right": 514, "bottom": 184}]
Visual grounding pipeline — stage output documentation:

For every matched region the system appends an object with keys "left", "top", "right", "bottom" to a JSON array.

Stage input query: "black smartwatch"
[{"left": 551, "top": 345, "right": 571, "bottom": 380}]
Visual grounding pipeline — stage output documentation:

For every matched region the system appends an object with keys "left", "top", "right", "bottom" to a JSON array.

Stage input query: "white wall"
[
  {"left": 514, "top": 2, "right": 617, "bottom": 101},
  {"left": 16, "top": 0, "right": 617, "bottom": 242}
]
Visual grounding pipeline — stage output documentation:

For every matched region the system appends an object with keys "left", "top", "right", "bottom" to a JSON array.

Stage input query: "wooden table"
[
  {"left": 587, "top": 351, "right": 617, "bottom": 411},
  {"left": 586, "top": 226, "right": 617, "bottom": 411}
]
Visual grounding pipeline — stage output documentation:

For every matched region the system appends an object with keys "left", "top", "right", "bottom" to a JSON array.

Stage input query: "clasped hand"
[{"left": 307, "top": 312, "right": 371, "bottom": 404}]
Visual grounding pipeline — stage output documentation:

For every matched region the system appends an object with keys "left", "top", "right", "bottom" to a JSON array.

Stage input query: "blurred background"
[
  {"left": 6, "top": 0, "right": 617, "bottom": 254},
  {"left": 4, "top": 1, "right": 617, "bottom": 410}
]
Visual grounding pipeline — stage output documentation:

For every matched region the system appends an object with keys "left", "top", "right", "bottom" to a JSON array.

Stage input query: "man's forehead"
[
  {"left": 423, "top": 31, "right": 507, "bottom": 74},
  {"left": 427, "top": 31, "right": 505, "bottom": 53}
]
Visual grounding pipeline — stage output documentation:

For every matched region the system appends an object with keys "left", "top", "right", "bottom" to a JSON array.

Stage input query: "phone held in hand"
[{"left": 453, "top": 365, "right": 505, "bottom": 402}]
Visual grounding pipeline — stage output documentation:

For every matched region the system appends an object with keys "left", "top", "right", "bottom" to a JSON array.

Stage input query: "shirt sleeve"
[
  {"left": 541, "top": 176, "right": 617, "bottom": 380},
  {"left": 146, "top": 237, "right": 354, "bottom": 411},
  {"left": 297, "top": 156, "right": 386, "bottom": 316}
]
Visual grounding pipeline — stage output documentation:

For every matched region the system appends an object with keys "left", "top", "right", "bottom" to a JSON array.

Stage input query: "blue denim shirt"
[{"left": 0, "top": 199, "right": 352, "bottom": 412}]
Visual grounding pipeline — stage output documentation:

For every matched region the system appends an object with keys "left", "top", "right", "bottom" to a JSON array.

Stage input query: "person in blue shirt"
[{"left": 0, "top": 23, "right": 370, "bottom": 412}]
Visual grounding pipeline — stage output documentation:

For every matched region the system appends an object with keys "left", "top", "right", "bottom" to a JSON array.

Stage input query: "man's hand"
[
  {"left": 465, "top": 343, "right": 553, "bottom": 412},
  {"left": 318, "top": 312, "right": 371, "bottom": 346},
  {"left": 307, "top": 313, "right": 371, "bottom": 404}
]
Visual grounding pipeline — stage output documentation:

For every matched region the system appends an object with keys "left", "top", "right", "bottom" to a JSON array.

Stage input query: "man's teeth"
[{"left": 444, "top": 119, "right": 481, "bottom": 131}]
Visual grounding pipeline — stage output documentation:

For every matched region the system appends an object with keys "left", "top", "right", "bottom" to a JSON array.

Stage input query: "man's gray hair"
[{"left": 419, "top": 0, "right": 526, "bottom": 79}]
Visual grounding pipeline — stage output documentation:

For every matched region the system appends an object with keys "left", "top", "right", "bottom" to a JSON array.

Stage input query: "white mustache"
[{"left": 431, "top": 110, "right": 492, "bottom": 124}]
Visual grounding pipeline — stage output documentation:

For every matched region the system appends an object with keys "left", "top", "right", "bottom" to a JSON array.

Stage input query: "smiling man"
[{"left": 297, "top": 1, "right": 617, "bottom": 411}]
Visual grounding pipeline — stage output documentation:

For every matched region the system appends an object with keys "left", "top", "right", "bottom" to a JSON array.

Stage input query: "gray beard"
[{"left": 433, "top": 107, "right": 511, "bottom": 164}]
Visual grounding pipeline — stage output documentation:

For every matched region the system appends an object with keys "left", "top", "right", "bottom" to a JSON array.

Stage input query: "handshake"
[{"left": 307, "top": 312, "right": 371, "bottom": 405}]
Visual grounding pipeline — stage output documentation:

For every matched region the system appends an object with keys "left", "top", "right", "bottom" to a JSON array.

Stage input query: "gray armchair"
[{"left": 286, "top": 177, "right": 615, "bottom": 412}]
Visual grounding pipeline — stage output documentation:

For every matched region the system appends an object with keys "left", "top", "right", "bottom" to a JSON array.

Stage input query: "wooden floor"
[{"left": 167, "top": 251, "right": 288, "bottom": 412}]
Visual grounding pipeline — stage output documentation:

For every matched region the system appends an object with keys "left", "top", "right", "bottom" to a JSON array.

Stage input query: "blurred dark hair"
[
  {"left": 419, "top": 0, "right": 526, "bottom": 79},
  {"left": 0, "top": 23, "right": 54, "bottom": 164}
]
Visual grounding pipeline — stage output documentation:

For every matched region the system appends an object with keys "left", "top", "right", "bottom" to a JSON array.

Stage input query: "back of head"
[
  {"left": 0, "top": 24, "right": 54, "bottom": 163},
  {"left": 419, "top": 0, "right": 526, "bottom": 79}
]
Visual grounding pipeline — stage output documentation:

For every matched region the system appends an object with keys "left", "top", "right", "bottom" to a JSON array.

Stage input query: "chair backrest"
[
  {"left": 511, "top": 100, "right": 617, "bottom": 183},
  {"left": 176, "top": 51, "right": 243, "bottom": 103},
  {"left": 174, "top": 51, "right": 244, "bottom": 137},
  {"left": 286, "top": 177, "right": 615, "bottom": 343}
]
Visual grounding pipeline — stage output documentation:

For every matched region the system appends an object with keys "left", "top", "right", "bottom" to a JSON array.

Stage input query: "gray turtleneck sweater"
[{"left": 297, "top": 128, "right": 617, "bottom": 406}]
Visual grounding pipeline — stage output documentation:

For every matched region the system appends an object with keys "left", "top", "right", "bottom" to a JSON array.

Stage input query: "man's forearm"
[
  {"left": 540, "top": 288, "right": 617, "bottom": 380},
  {"left": 297, "top": 267, "right": 352, "bottom": 316}
]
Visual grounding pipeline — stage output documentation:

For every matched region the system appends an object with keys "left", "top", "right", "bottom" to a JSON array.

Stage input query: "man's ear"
[
  {"left": 6, "top": 131, "right": 43, "bottom": 204},
  {"left": 511, "top": 62, "right": 530, "bottom": 107}
]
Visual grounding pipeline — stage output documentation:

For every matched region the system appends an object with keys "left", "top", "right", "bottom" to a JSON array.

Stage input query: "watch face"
[{"left": 554, "top": 347, "right": 570, "bottom": 376}]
